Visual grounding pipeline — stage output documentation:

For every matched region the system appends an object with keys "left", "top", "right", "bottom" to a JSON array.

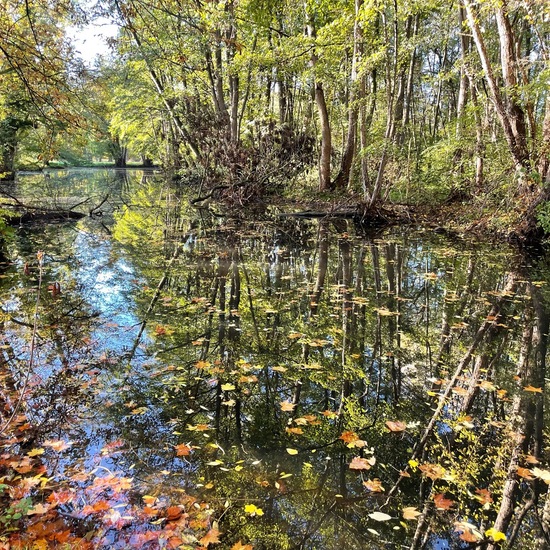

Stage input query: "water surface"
[{"left": 1, "top": 169, "right": 548, "bottom": 549}]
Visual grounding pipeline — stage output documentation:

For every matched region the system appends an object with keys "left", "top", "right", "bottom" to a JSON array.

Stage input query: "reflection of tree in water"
[
  {"left": 107, "top": 210, "right": 550, "bottom": 547},
  {"left": 9, "top": 176, "right": 547, "bottom": 548}
]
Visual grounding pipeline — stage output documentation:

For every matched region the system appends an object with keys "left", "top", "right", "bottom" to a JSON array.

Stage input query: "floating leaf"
[
  {"left": 175, "top": 444, "right": 192, "bottom": 457},
  {"left": 402, "top": 507, "right": 421, "bottom": 520},
  {"left": 286, "top": 427, "right": 304, "bottom": 435},
  {"left": 523, "top": 385, "right": 543, "bottom": 393},
  {"left": 531, "top": 467, "right": 550, "bottom": 484},
  {"left": 27, "top": 448, "right": 45, "bottom": 457},
  {"left": 485, "top": 527, "right": 507, "bottom": 542},
  {"left": 433, "top": 493, "right": 454, "bottom": 510},
  {"left": 474, "top": 488, "right": 493, "bottom": 506},
  {"left": 454, "top": 521, "right": 483, "bottom": 542},
  {"left": 221, "top": 383, "right": 236, "bottom": 391},
  {"left": 340, "top": 431, "right": 360, "bottom": 444},
  {"left": 517, "top": 466, "right": 534, "bottom": 479},
  {"left": 199, "top": 528, "right": 221, "bottom": 546},
  {"left": 363, "top": 479, "right": 385, "bottom": 492},
  {"left": 368, "top": 511, "right": 392, "bottom": 522},
  {"left": 280, "top": 401, "right": 296, "bottom": 412},
  {"left": 43, "top": 440, "right": 71, "bottom": 452},
  {"left": 244, "top": 504, "right": 264, "bottom": 516},
  {"left": 419, "top": 463, "right": 446, "bottom": 480},
  {"left": 385, "top": 421, "right": 406, "bottom": 432},
  {"left": 166, "top": 506, "right": 182, "bottom": 521},
  {"left": 286, "top": 448, "right": 299, "bottom": 455},
  {"left": 349, "top": 456, "right": 375, "bottom": 470}
]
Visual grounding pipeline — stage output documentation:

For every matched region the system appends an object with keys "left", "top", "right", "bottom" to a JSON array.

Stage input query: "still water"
[{"left": 1, "top": 169, "right": 549, "bottom": 549}]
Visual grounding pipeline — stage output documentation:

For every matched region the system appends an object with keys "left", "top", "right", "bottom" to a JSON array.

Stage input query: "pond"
[{"left": 1, "top": 169, "right": 549, "bottom": 549}]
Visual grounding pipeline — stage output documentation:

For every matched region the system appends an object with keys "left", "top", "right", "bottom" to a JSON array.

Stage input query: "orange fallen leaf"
[
  {"left": 231, "top": 542, "right": 253, "bottom": 550},
  {"left": 280, "top": 401, "right": 296, "bottom": 412},
  {"left": 200, "top": 528, "right": 221, "bottom": 546},
  {"left": 524, "top": 385, "right": 543, "bottom": 393}
]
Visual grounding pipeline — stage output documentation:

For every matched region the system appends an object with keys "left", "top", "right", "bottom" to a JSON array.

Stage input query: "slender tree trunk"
[
  {"left": 333, "top": 0, "right": 363, "bottom": 189},
  {"left": 306, "top": 4, "right": 333, "bottom": 191},
  {"left": 461, "top": 0, "right": 530, "bottom": 171},
  {"left": 315, "top": 83, "right": 332, "bottom": 191}
]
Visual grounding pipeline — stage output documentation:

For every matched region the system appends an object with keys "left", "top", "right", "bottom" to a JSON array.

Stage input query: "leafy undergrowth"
[{"left": 0, "top": 408, "right": 223, "bottom": 549}]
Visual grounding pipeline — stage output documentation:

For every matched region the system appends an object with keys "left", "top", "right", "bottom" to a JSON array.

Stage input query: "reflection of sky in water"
[{"left": 72, "top": 229, "right": 142, "bottom": 353}]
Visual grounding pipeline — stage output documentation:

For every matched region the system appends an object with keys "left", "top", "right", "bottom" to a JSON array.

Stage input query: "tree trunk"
[
  {"left": 461, "top": 0, "right": 530, "bottom": 171},
  {"left": 333, "top": 0, "right": 363, "bottom": 189}
]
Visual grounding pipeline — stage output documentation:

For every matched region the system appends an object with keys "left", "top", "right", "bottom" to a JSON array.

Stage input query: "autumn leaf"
[
  {"left": 221, "top": 383, "right": 235, "bottom": 391},
  {"left": 199, "top": 528, "right": 221, "bottom": 546},
  {"left": 231, "top": 542, "right": 254, "bottom": 550},
  {"left": 244, "top": 504, "right": 264, "bottom": 516},
  {"left": 419, "top": 463, "right": 446, "bottom": 480},
  {"left": 454, "top": 521, "right": 483, "bottom": 542},
  {"left": 43, "top": 440, "right": 71, "bottom": 452},
  {"left": 475, "top": 488, "right": 493, "bottom": 506},
  {"left": 27, "top": 503, "right": 50, "bottom": 516},
  {"left": 516, "top": 467, "right": 534, "bottom": 480},
  {"left": 531, "top": 467, "right": 550, "bottom": 484},
  {"left": 385, "top": 420, "right": 406, "bottom": 432},
  {"left": 187, "top": 423, "right": 210, "bottom": 431},
  {"left": 368, "top": 511, "right": 392, "bottom": 521},
  {"left": 286, "top": 448, "right": 299, "bottom": 455},
  {"left": 349, "top": 456, "right": 375, "bottom": 470},
  {"left": 433, "top": 493, "right": 454, "bottom": 510},
  {"left": 485, "top": 527, "right": 507, "bottom": 542},
  {"left": 27, "top": 447, "right": 45, "bottom": 457},
  {"left": 402, "top": 507, "right": 421, "bottom": 520},
  {"left": 523, "top": 385, "right": 543, "bottom": 393},
  {"left": 175, "top": 444, "right": 192, "bottom": 456},
  {"left": 363, "top": 479, "right": 384, "bottom": 492},
  {"left": 280, "top": 400, "right": 296, "bottom": 412},
  {"left": 166, "top": 506, "right": 183, "bottom": 521},
  {"left": 286, "top": 427, "right": 304, "bottom": 435},
  {"left": 339, "top": 431, "right": 360, "bottom": 444}
]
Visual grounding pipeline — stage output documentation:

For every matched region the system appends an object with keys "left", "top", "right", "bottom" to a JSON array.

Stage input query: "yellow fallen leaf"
[
  {"left": 286, "top": 448, "right": 299, "bottom": 455},
  {"left": 27, "top": 448, "right": 45, "bottom": 457}
]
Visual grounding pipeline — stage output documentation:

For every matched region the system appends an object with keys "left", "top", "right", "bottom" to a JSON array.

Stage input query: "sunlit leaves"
[{"left": 280, "top": 400, "right": 296, "bottom": 412}]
